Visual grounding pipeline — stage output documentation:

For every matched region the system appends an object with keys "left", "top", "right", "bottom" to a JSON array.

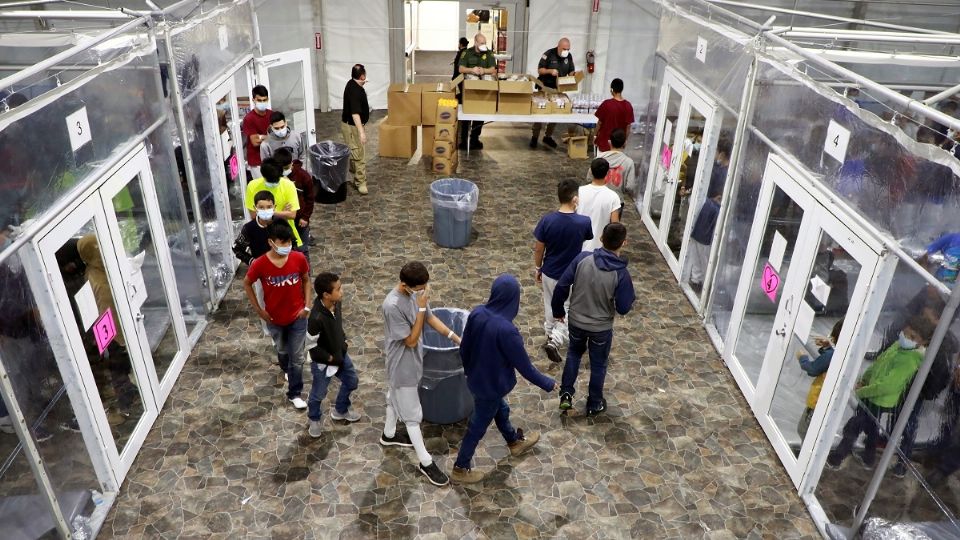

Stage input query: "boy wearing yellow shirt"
[{"left": 244, "top": 157, "right": 302, "bottom": 247}]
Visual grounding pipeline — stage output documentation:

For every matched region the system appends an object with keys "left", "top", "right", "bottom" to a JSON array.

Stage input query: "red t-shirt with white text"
[{"left": 247, "top": 251, "right": 308, "bottom": 326}]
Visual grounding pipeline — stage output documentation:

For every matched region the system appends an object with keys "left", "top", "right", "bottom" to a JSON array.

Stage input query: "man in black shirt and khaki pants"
[
  {"left": 531, "top": 38, "right": 574, "bottom": 149},
  {"left": 342, "top": 64, "right": 370, "bottom": 195}
]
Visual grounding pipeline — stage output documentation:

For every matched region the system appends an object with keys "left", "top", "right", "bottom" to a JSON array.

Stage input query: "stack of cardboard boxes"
[
  {"left": 380, "top": 76, "right": 462, "bottom": 163},
  {"left": 431, "top": 99, "right": 458, "bottom": 174}
]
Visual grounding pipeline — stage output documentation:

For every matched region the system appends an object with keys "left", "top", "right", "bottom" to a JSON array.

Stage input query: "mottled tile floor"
[{"left": 101, "top": 112, "right": 820, "bottom": 539}]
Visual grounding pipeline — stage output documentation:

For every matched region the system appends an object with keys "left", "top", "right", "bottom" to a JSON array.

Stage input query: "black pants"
[{"left": 460, "top": 120, "right": 483, "bottom": 144}]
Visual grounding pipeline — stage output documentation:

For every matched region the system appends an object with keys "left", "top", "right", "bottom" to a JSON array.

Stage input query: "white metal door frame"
[
  {"left": 641, "top": 67, "right": 687, "bottom": 234},
  {"left": 255, "top": 48, "right": 318, "bottom": 148},
  {"left": 201, "top": 77, "right": 248, "bottom": 254}
]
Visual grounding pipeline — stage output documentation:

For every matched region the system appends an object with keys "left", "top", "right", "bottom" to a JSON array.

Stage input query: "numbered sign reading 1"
[
  {"left": 824, "top": 119, "right": 850, "bottom": 163},
  {"left": 695, "top": 37, "right": 708, "bottom": 63},
  {"left": 65, "top": 107, "right": 92, "bottom": 152}
]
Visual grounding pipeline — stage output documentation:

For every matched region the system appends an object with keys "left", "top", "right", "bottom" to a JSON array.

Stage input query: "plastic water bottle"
[{"left": 72, "top": 515, "right": 92, "bottom": 540}]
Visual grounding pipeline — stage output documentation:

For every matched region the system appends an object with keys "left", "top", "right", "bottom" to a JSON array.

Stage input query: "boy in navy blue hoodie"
[
  {"left": 553, "top": 222, "right": 635, "bottom": 416},
  {"left": 451, "top": 274, "right": 556, "bottom": 484}
]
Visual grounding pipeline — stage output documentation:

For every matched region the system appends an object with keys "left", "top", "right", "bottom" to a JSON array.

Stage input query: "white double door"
[
  {"left": 641, "top": 67, "right": 723, "bottom": 310},
  {"left": 723, "top": 154, "right": 892, "bottom": 487},
  {"left": 31, "top": 148, "right": 188, "bottom": 486}
]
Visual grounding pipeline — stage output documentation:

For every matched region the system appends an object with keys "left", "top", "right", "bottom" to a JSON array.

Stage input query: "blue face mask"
[
  {"left": 693, "top": 142, "right": 702, "bottom": 152},
  {"left": 274, "top": 245, "right": 292, "bottom": 256},
  {"left": 898, "top": 331, "right": 918, "bottom": 350},
  {"left": 264, "top": 181, "right": 279, "bottom": 188}
]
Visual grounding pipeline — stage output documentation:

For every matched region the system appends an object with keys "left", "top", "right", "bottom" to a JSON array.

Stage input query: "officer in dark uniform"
[
  {"left": 458, "top": 33, "right": 497, "bottom": 150},
  {"left": 531, "top": 37, "right": 574, "bottom": 149},
  {"left": 452, "top": 37, "right": 469, "bottom": 80}
]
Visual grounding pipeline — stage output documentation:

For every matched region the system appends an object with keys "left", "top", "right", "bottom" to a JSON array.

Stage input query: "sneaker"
[
  {"left": 825, "top": 450, "right": 845, "bottom": 470},
  {"left": 529, "top": 136, "right": 538, "bottom": 149},
  {"left": 543, "top": 341, "right": 562, "bottom": 364},
  {"left": 451, "top": 466, "right": 485, "bottom": 484},
  {"left": 33, "top": 426, "right": 53, "bottom": 443},
  {"left": 289, "top": 397, "right": 308, "bottom": 410},
  {"left": 357, "top": 184, "right": 368, "bottom": 195},
  {"left": 308, "top": 419, "right": 323, "bottom": 438},
  {"left": 61, "top": 418, "right": 81, "bottom": 433},
  {"left": 283, "top": 372, "right": 288, "bottom": 382},
  {"left": 856, "top": 451, "right": 876, "bottom": 470},
  {"left": 559, "top": 392, "right": 573, "bottom": 411},
  {"left": 543, "top": 136, "right": 558, "bottom": 149},
  {"left": 380, "top": 431, "right": 414, "bottom": 447},
  {"left": 331, "top": 408, "right": 361, "bottom": 422},
  {"left": 508, "top": 428, "right": 540, "bottom": 457},
  {"left": 891, "top": 462, "right": 907, "bottom": 478},
  {"left": 419, "top": 461, "right": 449, "bottom": 486},
  {"left": 586, "top": 398, "right": 607, "bottom": 416},
  {"left": 0, "top": 416, "right": 14, "bottom": 434}
]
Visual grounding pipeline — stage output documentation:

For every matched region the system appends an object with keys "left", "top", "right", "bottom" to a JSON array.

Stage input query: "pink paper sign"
[
  {"left": 660, "top": 145, "right": 672, "bottom": 170},
  {"left": 761, "top": 262, "right": 781, "bottom": 303},
  {"left": 94, "top": 308, "right": 117, "bottom": 355}
]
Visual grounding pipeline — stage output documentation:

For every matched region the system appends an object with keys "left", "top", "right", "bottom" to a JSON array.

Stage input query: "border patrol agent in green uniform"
[{"left": 458, "top": 33, "right": 497, "bottom": 150}]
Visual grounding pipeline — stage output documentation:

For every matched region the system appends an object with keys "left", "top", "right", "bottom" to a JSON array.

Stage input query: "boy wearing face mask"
[
  {"left": 273, "top": 148, "right": 314, "bottom": 256},
  {"left": 457, "top": 33, "right": 496, "bottom": 150},
  {"left": 533, "top": 179, "right": 594, "bottom": 364},
  {"left": 260, "top": 111, "right": 304, "bottom": 166},
  {"left": 233, "top": 190, "right": 287, "bottom": 265},
  {"left": 241, "top": 85, "right": 272, "bottom": 179},
  {"left": 244, "top": 157, "right": 302, "bottom": 248},
  {"left": 796, "top": 320, "right": 844, "bottom": 439},
  {"left": 243, "top": 222, "right": 312, "bottom": 409},
  {"left": 826, "top": 316, "right": 936, "bottom": 469}
]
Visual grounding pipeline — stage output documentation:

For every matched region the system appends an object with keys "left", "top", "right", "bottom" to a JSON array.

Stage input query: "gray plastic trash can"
[
  {"left": 430, "top": 178, "right": 479, "bottom": 248},
  {"left": 419, "top": 308, "right": 473, "bottom": 424},
  {"left": 309, "top": 141, "right": 350, "bottom": 204}
]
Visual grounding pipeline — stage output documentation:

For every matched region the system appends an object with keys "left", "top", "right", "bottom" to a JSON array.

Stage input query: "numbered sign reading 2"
[
  {"left": 695, "top": 37, "right": 708, "bottom": 63},
  {"left": 66, "top": 107, "right": 92, "bottom": 152}
]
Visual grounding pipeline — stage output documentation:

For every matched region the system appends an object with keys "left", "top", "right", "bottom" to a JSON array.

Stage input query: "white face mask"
[
  {"left": 282, "top": 167, "right": 292, "bottom": 176},
  {"left": 478, "top": 44, "right": 488, "bottom": 52},
  {"left": 254, "top": 101, "right": 269, "bottom": 112},
  {"left": 273, "top": 126, "right": 288, "bottom": 138},
  {"left": 560, "top": 49, "right": 569, "bottom": 58},
  {"left": 256, "top": 208, "right": 274, "bottom": 221},
  {"left": 264, "top": 181, "right": 279, "bottom": 188},
  {"left": 898, "top": 331, "right": 918, "bottom": 350}
]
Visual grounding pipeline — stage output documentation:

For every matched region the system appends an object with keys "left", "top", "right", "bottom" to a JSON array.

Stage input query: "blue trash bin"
[
  {"left": 430, "top": 178, "right": 479, "bottom": 248},
  {"left": 419, "top": 308, "right": 473, "bottom": 424}
]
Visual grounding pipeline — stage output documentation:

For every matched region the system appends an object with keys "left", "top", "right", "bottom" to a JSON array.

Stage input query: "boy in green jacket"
[{"left": 826, "top": 316, "right": 935, "bottom": 469}]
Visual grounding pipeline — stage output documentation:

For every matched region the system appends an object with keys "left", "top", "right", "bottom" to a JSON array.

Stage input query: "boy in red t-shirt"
[
  {"left": 594, "top": 78, "right": 634, "bottom": 153},
  {"left": 241, "top": 85, "right": 272, "bottom": 179},
  {"left": 243, "top": 222, "right": 312, "bottom": 409}
]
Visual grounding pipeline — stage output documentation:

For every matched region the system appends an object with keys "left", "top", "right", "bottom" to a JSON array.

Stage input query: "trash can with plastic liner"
[
  {"left": 430, "top": 178, "right": 479, "bottom": 248},
  {"left": 309, "top": 141, "right": 350, "bottom": 204},
  {"left": 419, "top": 308, "right": 473, "bottom": 424}
]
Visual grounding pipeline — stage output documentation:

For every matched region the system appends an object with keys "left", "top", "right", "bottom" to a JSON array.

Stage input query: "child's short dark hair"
[
  {"left": 610, "top": 128, "right": 626, "bottom": 149},
  {"left": 252, "top": 85, "right": 269, "bottom": 98},
  {"left": 254, "top": 190, "right": 275, "bottom": 205},
  {"left": 830, "top": 319, "right": 844, "bottom": 343},
  {"left": 273, "top": 147, "right": 293, "bottom": 167},
  {"left": 269, "top": 111, "right": 286, "bottom": 124},
  {"left": 314, "top": 272, "right": 340, "bottom": 296},
  {"left": 261, "top": 157, "right": 281, "bottom": 182},
  {"left": 610, "top": 78, "right": 624, "bottom": 94},
  {"left": 400, "top": 262, "right": 430, "bottom": 287},
  {"left": 906, "top": 316, "right": 937, "bottom": 344},
  {"left": 601, "top": 222, "right": 627, "bottom": 251},
  {"left": 557, "top": 179, "right": 579, "bottom": 204},
  {"left": 267, "top": 221, "right": 293, "bottom": 242},
  {"left": 591, "top": 157, "right": 610, "bottom": 180}
]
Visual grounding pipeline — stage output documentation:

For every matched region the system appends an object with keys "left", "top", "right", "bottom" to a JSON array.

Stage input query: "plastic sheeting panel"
[{"left": 321, "top": 0, "right": 390, "bottom": 110}]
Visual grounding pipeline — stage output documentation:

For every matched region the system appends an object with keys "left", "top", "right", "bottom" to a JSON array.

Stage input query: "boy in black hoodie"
[{"left": 305, "top": 272, "right": 360, "bottom": 438}]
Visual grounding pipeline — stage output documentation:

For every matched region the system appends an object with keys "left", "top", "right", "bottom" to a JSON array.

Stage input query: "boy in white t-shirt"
[{"left": 577, "top": 158, "right": 622, "bottom": 252}]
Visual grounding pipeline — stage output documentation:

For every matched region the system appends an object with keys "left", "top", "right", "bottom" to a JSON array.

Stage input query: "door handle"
[
  {"left": 775, "top": 327, "right": 786, "bottom": 337},
  {"left": 135, "top": 312, "right": 145, "bottom": 322}
]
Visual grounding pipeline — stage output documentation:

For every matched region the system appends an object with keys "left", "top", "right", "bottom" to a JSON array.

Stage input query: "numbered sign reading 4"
[
  {"left": 824, "top": 119, "right": 850, "bottom": 163},
  {"left": 66, "top": 107, "right": 92, "bottom": 152}
]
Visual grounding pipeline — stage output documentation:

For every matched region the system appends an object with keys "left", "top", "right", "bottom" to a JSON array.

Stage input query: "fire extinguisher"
[
  {"left": 497, "top": 30, "right": 507, "bottom": 52},
  {"left": 586, "top": 50, "right": 596, "bottom": 74}
]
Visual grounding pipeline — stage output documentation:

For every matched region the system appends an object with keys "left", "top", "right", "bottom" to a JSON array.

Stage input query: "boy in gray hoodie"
[
  {"left": 592, "top": 128, "right": 636, "bottom": 199},
  {"left": 552, "top": 222, "right": 636, "bottom": 415},
  {"left": 260, "top": 111, "right": 305, "bottom": 165}
]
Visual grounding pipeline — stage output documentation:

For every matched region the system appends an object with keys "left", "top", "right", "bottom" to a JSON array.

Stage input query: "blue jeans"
[
  {"left": 266, "top": 317, "right": 307, "bottom": 399},
  {"left": 560, "top": 325, "right": 613, "bottom": 410},
  {"left": 307, "top": 354, "right": 359, "bottom": 421},
  {"left": 454, "top": 397, "right": 518, "bottom": 469}
]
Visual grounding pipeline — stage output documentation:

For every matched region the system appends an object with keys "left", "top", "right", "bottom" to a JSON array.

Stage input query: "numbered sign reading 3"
[
  {"left": 824, "top": 119, "right": 850, "bottom": 163},
  {"left": 695, "top": 37, "right": 708, "bottom": 63},
  {"left": 66, "top": 107, "right": 92, "bottom": 152}
]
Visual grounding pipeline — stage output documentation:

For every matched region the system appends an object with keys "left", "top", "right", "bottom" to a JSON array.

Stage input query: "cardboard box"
[
  {"left": 531, "top": 92, "right": 551, "bottom": 115},
  {"left": 420, "top": 75, "right": 462, "bottom": 125},
  {"left": 386, "top": 84, "right": 422, "bottom": 126},
  {"left": 568, "top": 136, "right": 589, "bottom": 159},
  {"left": 436, "top": 101, "right": 458, "bottom": 125},
  {"left": 497, "top": 76, "right": 534, "bottom": 115},
  {"left": 422, "top": 126, "right": 435, "bottom": 157},
  {"left": 434, "top": 123, "right": 458, "bottom": 143},
  {"left": 550, "top": 93, "right": 572, "bottom": 114},
  {"left": 462, "top": 79, "right": 499, "bottom": 115},
  {"left": 433, "top": 140, "right": 456, "bottom": 159},
  {"left": 432, "top": 154, "right": 458, "bottom": 175},
  {"left": 556, "top": 71, "right": 585, "bottom": 93},
  {"left": 379, "top": 119, "right": 417, "bottom": 158}
]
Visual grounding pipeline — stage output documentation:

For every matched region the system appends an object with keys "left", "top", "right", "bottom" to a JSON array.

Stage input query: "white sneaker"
[
  {"left": 289, "top": 397, "right": 307, "bottom": 409},
  {"left": 284, "top": 373, "right": 288, "bottom": 382},
  {"left": 308, "top": 419, "right": 323, "bottom": 438},
  {"left": 331, "top": 408, "right": 361, "bottom": 422},
  {"left": 0, "top": 416, "right": 14, "bottom": 434}
]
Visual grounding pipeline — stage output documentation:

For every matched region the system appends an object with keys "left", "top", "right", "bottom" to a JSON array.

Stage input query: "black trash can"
[
  {"left": 309, "top": 141, "right": 350, "bottom": 204},
  {"left": 429, "top": 178, "right": 479, "bottom": 248},
  {"left": 419, "top": 308, "right": 473, "bottom": 424}
]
